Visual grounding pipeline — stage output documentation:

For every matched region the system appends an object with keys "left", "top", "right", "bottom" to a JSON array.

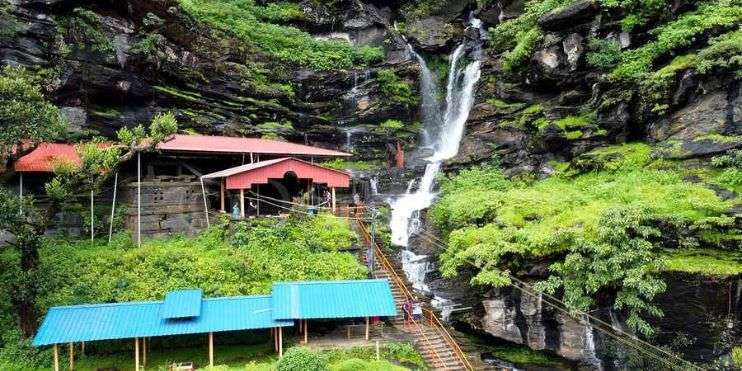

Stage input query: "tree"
[
  {"left": 536, "top": 207, "right": 667, "bottom": 336},
  {"left": 0, "top": 66, "right": 177, "bottom": 337}
]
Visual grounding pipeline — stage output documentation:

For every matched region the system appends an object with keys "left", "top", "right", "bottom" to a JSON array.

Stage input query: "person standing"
[
  {"left": 412, "top": 302, "right": 423, "bottom": 322},
  {"left": 402, "top": 299, "right": 412, "bottom": 328}
]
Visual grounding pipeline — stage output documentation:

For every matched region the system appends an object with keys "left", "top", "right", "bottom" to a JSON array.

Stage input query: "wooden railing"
[{"left": 355, "top": 218, "right": 473, "bottom": 370}]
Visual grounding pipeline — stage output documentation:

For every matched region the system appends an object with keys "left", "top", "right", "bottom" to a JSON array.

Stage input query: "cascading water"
[
  {"left": 387, "top": 15, "right": 483, "bottom": 300},
  {"left": 583, "top": 316, "right": 603, "bottom": 369},
  {"left": 369, "top": 177, "right": 379, "bottom": 195}
]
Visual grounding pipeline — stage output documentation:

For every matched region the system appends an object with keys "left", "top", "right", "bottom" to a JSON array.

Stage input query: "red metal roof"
[
  {"left": 202, "top": 157, "right": 350, "bottom": 189},
  {"left": 157, "top": 134, "right": 351, "bottom": 157},
  {"left": 14, "top": 143, "right": 81, "bottom": 173}
]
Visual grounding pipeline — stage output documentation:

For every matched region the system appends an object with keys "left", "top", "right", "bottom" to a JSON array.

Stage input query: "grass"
[
  {"left": 321, "top": 159, "right": 383, "bottom": 172},
  {"left": 663, "top": 249, "right": 742, "bottom": 276},
  {"left": 488, "top": 344, "right": 570, "bottom": 368}
]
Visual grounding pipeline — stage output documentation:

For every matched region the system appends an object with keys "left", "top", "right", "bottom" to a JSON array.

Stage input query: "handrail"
[
  {"left": 424, "top": 309, "right": 474, "bottom": 371},
  {"left": 355, "top": 219, "right": 449, "bottom": 370}
]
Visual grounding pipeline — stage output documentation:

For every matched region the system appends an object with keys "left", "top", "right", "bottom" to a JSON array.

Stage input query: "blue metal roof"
[
  {"left": 33, "top": 295, "right": 292, "bottom": 346},
  {"left": 162, "top": 289, "right": 202, "bottom": 319},
  {"left": 271, "top": 279, "right": 397, "bottom": 320}
]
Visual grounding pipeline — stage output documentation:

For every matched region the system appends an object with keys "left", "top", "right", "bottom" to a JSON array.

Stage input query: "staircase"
[{"left": 356, "top": 220, "right": 472, "bottom": 371}]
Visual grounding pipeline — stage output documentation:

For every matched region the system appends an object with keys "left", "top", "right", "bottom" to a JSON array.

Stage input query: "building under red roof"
[
  {"left": 14, "top": 143, "right": 81, "bottom": 173},
  {"left": 157, "top": 134, "right": 351, "bottom": 157},
  {"left": 202, "top": 157, "right": 350, "bottom": 189}
]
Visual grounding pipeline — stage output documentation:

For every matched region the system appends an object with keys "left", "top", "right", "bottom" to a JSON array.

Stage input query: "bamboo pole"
[
  {"left": 208, "top": 332, "right": 214, "bottom": 366},
  {"left": 108, "top": 172, "right": 118, "bottom": 244},
  {"left": 240, "top": 189, "right": 245, "bottom": 218},
  {"left": 69, "top": 342, "right": 74, "bottom": 370},
  {"left": 53, "top": 344, "right": 59, "bottom": 371},
  {"left": 278, "top": 327, "right": 283, "bottom": 357},
  {"left": 200, "top": 177, "right": 210, "bottom": 227},
  {"left": 137, "top": 152, "right": 141, "bottom": 248},
  {"left": 220, "top": 179, "right": 225, "bottom": 212},
  {"left": 331, "top": 187, "right": 336, "bottom": 214},
  {"left": 134, "top": 337, "right": 140, "bottom": 371}
]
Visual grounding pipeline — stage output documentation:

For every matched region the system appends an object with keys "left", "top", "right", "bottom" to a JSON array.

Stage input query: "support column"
[
  {"left": 201, "top": 178, "right": 210, "bottom": 227},
  {"left": 365, "top": 317, "right": 370, "bottom": 340},
  {"left": 256, "top": 185, "right": 261, "bottom": 216},
  {"left": 53, "top": 344, "right": 59, "bottom": 371},
  {"left": 137, "top": 152, "right": 141, "bottom": 248},
  {"left": 81, "top": 341, "right": 85, "bottom": 356},
  {"left": 142, "top": 337, "right": 147, "bottom": 367},
  {"left": 90, "top": 189, "right": 94, "bottom": 242},
  {"left": 331, "top": 187, "right": 336, "bottom": 214},
  {"left": 208, "top": 332, "right": 214, "bottom": 366},
  {"left": 108, "top": 172, "right": 118, "bottom": 244},
  {"left": 220, "top": 179, "right": 225, "bottom": 212},
  {"left": 69, "top": 342, "right": 74, "bottom": 370},
  {"left": 134, "top": 337, "right": 140, "bottom": 371},
  {"left": 240, "top": 189, "right": 245, "bottom": 219},
  {"left": 278, "top": 327, "right": 283, "bottom": 357},
  {"left": 303, "top": 320, "right": 308, "bottom": 344}
]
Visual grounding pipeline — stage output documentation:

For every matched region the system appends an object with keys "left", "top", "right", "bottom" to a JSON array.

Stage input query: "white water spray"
[{"left": 389, "top": 17, "right": 483, "bottom": 247}]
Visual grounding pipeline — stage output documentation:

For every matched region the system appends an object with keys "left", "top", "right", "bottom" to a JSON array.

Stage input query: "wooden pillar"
[
  {"left": 331, "top": 187, "right": 336, "bottom": 214},
  {"left": 256, "top": 184, "right": 261, "bottom": 216},
  {"left": 220, "top": 179, "right": 225, "bottom": 212},
  {"left": 53, "top": 344, "right": 59, "bottom": 371},
  {"left": 108, "top": 172, "right": 118, "bottom": 244},
  {"left": 137, "top": 152, "right": 141, "bottom": 248},
  {"left": 81, "top": 341, "right": 85, "bottom": 356},
  {"left": 201, "top": 178, "right": 210, "bottom": 227},
  {"left": 278, "top": 327, "right": 283, "bottom": 357},
  {"left": 134, "top": 337, "right": 140, "bottom": 371},
  {"left": 142, "top": 337, "right": 147, "bottom": 367},
  {"left": 303, "top": 320, "right": 308, "bottom": 344},
  {"left": 208, "top": 332, "right": 214, "bottom": 366},
  {"left": 365, "top": 317, "right": 370, "bottom": 340},
  {"left": 239, "top": 189, "right": 245, "bottom": 218},
  {"left": 69, "top": 342, "right": 74, "bottom": 370}
]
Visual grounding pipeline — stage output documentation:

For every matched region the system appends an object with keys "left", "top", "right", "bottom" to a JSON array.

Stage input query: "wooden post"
[
  {"left": 256, "top": 184, "right": 260, "bottom": 216},
  {"left": 331, "top": 187, "right": 336, "bottom": 214},
  {"left": 142, "top": 337, "right": 147, "bottom": 367},
  {"left": 376, "top": 340, "right": 380, "bottom": 360},
  {"left": 200, "top": 177, "right": 210, "bottom": 227},
  {"left": 53, "top": 344, "right": 59, "bottom": 371},
  {"left": 108, "top": 172, "right": 118, "bottom": 244},
  {"left": 69, "top": 342, "right": 74, "bottom": 370},
  {"left": 81, "top": 341, "right": 85, "bottom": 356},
  {"left": 239, "top": 189, "right": 245, "bottom": 218},
  {"left": 278, "top": 327, "right": 283, "bottom": 357},
  {"left": 134, "top": 337, "right": 140, "bottom": 371},
  {"left": 220, "top": 179, "right": 225, "bottom": 212},
  {"left": 303, "top": 320, "right": 308, "bottom": 344},
  {"left": 208, "top": 332, "right": 214, "bottom": 366},
  {"left": 365, "top": 317, "right": 370, "bottom": 340},
  {"left": 90, "top": 188, "right": 94, "bottom": 242}
]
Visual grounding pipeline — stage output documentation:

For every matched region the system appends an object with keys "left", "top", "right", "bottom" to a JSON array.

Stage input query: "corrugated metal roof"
[
  {"left": 201, "top": 157, "right": 351, "bottom": 189},
  {"left": 272, "top": 279, "right": 398, "bottom": 320},
  {"left": 158, "top": 134, "right": 351, "bottom": 157},
  {"left": 33, "top": 295, "right": 291, "bottom": 346},
  {"left": 14, "top": 143, "right": 81, "bottom": 173},
  {"left": 161, "top": 289, "right": 202, "bottom": 319}
]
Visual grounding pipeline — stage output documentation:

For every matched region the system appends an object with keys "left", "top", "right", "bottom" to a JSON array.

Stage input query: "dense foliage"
[
  {"left": 277, "top": 347, "right": 329, "bottom": 371},
  {"left": 431, "top": 143, "right": 737, "bottom": 334},
  {"left": 178, "top": 0, "right": 383, "bottom": 70}
]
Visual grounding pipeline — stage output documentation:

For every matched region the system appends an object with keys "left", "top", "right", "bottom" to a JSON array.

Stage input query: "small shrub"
[
  {"left": 586, "top": 38, "right": 622, "bottom": 69},
  {"left": 380, "top": 119, "right": 404, "bottom": 131},
  {"left": 277, "top": 347, "right": 328, "bottom": 371},
  {"left": 503, "top": 27, "right": 543, "bottom": 71},
  {"left": 732, "top": 346, "right": 742, "bottom": 367},
  {"left": 376, "top": 69, "right": 417, "bottom": 108},
  {"left": 149, "top": 111, "right": 178, "bottom": 140}
]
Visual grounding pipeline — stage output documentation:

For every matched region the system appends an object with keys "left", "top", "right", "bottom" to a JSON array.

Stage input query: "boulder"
[
  {"left": 405, "top": 16, "right": 462, "bottom": 51},
  {"left": 649, "top": 90, "right": 729, "bottom": 141},
  {"left": 538, "top": 0, "right": 599, "bottom": 31}
]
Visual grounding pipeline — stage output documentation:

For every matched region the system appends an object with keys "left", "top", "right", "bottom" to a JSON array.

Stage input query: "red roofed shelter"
[
  {"left": 14, "top": 143, "right": 81, "bottom": 173},
  {"left": 201, "top": 158, "right": 350, "bottom": 217}
]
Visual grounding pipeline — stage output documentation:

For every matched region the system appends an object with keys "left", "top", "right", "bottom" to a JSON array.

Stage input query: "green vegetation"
[
  {"left": 503, "top": 27, "right": 543, "bottom": 72},
  {"left": 664, "top": 249, "right": 742, "bottom": 276},
  {"left": 178, "top": 0, "right": 382, "bottom": 70},
  {"left": 278, "top": 347, "right": 328, "bottom": 371},
  {"left": 488, "top": 344, "right": 570, "bottom": 368},
  {"left": 696, "top": 29, "right": 742, "bottom": 76},
  {"left": 732, "top": 346, "right": 742, "bottom": 368},
  {"left": 321, "top": 159, "right": 383, "bottom": 172},
  {"left": 711, "top": 149, "right": 742, "bottom": 195},
  {"left": 638, "top": 54, "right": 697, "bottom": 115},
  {"left": 586, "top": 37, "right": 622, "bottom": 69},
  {"left": 611, "top": 1, "right": 742, "bottom": 80},
  {"left": 59, "top": 8, "right": 114, "bottom": 55},
  {"left": 376, "top": 69, "right": 418, "bottom": 108},
  {"left": 381, "top": 119, "right": 404, "bottom": 131},
  {"left": 431, "top": 143, "right": 737, "bottom": 335}
]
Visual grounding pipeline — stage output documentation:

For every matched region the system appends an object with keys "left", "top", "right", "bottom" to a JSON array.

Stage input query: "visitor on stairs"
[
  {"left": 412, "top": 302, "right": 423, "bottom": 322},
  {"left": 403, "top": 299, "right": 412, "bottom": 328}
]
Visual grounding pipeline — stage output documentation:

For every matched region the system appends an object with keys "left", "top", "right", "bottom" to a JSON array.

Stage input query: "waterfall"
[
  {"left": 583, "top": 316, "right": 603, "bottom": 369},
  {"left": 346, "top": 131, "right": 352, "bottom": 152},
  {"left": 389, "top": 16, "right": 483, "bottom": 247},
  {"left": 370, "top": 177, "right": 379, "bottom": 195}
]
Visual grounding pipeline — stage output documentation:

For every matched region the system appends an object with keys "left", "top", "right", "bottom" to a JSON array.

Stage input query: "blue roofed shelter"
[
  {"left": 33, "top": 280, "right": 397, "bottom": 371},
  {"left": 272, "top": 279, "right": 397, "bottom": 344}
]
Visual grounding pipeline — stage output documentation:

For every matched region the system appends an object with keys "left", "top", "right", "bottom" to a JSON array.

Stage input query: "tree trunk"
[{"left": 13, "top": 236, "right": 41, "bottom": 338}]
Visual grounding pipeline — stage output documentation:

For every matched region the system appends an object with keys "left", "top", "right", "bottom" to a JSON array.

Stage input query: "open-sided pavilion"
[{"left": 33, "top": 279, "right": 396, "bottom": 371}]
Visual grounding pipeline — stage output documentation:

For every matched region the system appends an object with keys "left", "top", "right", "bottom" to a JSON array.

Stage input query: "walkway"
[{"left": 355, "top": 220, "right": 473, "bottom": 371}]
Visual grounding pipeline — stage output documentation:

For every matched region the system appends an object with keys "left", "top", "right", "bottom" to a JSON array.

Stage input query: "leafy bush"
[
  {"left": 695, "top": 29, "right": 742, "bottom": 76},
  {"left": 330, "top": 359, "right": 407, "bottom": 371},
  {"left": 178, "top": 0, "right": 382, "bottom": 70},
  {"left": 277, "top": 347, "right": 328, "bottom": 371},
  {"left": 586, "top": 37, "right": 622, "bottom": 69},
  {"left": 149, "top": 111, "right": 178, "bottom": 140},
  {"left": 376, "top": 69, "right": 418, "bottom": 108},
  {"left": 432, "top": 143, "right": 735, "bottom": 334},
  {"left": 503, "top": 27, "right": 543, "bottom": 71},
  {"left": 732, "top": 346, "right": 742, "bottom": 367},
  {"left": 381, "top": 119, "right": 404, "bottom": 131},
  {"left": 611, "top": 1, "right": 742, "bottom": 80},
  {"left": 488, "top": 0, "right": 572, "bottom": 52}
]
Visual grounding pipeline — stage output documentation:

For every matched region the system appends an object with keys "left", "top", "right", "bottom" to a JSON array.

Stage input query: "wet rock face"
[{"left": 480, "top": 287, "right": 596, "bottom": 363}]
